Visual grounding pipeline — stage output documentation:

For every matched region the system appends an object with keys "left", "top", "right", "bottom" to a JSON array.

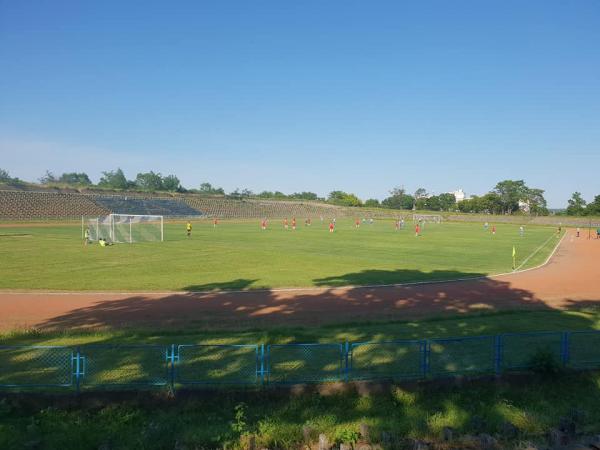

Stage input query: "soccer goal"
[
  {"left": 82, "top": 214, "right": 164, "bottom": 243},
  {"left": 413, "top": 214, "right": 442, "bottom": 223}
]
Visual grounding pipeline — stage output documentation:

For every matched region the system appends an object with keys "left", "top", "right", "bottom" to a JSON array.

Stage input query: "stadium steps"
[
  {"left": 89, "top": 195, "right": 202, "bottom": 217},
  {"left": 0, "top": 191, "right": 109, "bottom": 220}
]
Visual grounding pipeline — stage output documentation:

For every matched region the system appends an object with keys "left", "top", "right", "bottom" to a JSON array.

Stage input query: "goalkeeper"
[
  {"left": 186, "top": 221, "right": 192, "bottom": 237},
  {"left": 83, "top": 227, "right": 90, "bottom": 246}
]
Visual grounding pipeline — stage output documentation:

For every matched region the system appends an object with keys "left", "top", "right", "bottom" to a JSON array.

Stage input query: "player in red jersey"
[
  {"left": 492, "top": 225, "right": 496, "bottom": 235},
  {"left": 261, "top": 219, "right": 267, "bottom": 230},
  {"left": 415, "top": 223, "right": 420, "bottom": 237},
  {"left": 213, "top": 218, "right": 218, "bottom": 228},
  {"left": 355, "top": 218, "right": 360, "bottom": 228},
  {"left": 283, "top": 218, "right": 288, "bottom": 229},
  {"left": 395, "top": 220, "right": 400, "bottom": 231},
  {"left": 329, "top": 221, "right": 334, "bottom": 233},
  {"left": 292, "top": 217, "right": 296, "bottom": 230}
]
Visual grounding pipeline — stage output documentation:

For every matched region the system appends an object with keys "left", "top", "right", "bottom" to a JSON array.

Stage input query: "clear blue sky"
[{"left": 1, "top": 1, "right": 599, "bottom": 207}]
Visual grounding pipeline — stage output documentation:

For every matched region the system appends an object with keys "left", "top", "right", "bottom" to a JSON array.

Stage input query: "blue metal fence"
[
  {"left": 79, "top": 344, "right": 169, "bottom": 388},
  {"left": 349, "top": 340, "right": 423, "bottom": 381},
  {"left": 1, "top": 331, "right": 599, "bottom": 391},
  {"left": 176, "top": 344, "right": 260, "bottom": 385},
  {"left": 500, "top": 331, "right": 564, "bottom": 371},
  {"left": 266, "top": 343, "right": 345, "bottom": 384},
  {"left": 0, "top": 346, "right": 74, "bottom": 388},
  {"left": 567, "top": 331, "right": 600, "bottom": 369},
  {"left": 428, "top": 335, "right": 496, "bottom": 377}
]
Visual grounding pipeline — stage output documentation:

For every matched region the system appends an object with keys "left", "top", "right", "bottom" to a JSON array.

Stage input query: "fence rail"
[{"left": 1, "top": 331, "right": 600, "bottom": 391}]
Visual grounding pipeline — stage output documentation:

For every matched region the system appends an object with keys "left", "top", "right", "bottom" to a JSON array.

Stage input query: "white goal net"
[
  {"left": 83, "top": 214, "right": 163, "bottom": 243},
  {"left": 413, "top": 214, "right": 442, "bottom": 223}
]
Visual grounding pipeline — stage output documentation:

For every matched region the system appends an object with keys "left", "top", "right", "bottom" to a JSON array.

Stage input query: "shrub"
[{"left": 528, "top": 349, "right": 562, "bottom": 377}]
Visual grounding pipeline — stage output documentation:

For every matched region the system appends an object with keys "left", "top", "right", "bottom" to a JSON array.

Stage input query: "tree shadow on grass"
[
  {"left": 182, "top": 279, "right": 259, "bottom": 292},
  {"left": 2, "top": 272, "right": 600, "bottom": 438},
  {"left": 313, "top": 269, "right": 487, "bottom": 287},
  {"left": 25, "top": 268, "right": 600, "bottom": 333}
]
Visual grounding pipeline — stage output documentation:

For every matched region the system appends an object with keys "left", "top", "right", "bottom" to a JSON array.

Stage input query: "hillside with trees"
[{"left": 1, "top": 167, "right": 598, "bottom": 217}]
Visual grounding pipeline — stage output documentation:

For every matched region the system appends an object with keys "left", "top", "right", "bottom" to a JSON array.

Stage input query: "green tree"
[
  {"left": 480, "top": 192, "right": 504, "bottom": 214},
  {"left": 415, "top": 197, "right": 427, "bottom": 210},
  {"left": 198, "top": 182, "right": 225, "bottom": 195},
  {"left": 0, "top": 168, "right": 11, "bottom": 183},
  {"left": 58, "top": 172, "right": 92, "bottom": 185},
  {"left": 257, "top": 190, "right": 287, "bottom": 199},
  {"left": 390, "top": 187, "right": 406, "bottom": 201},
  {"left": 438, "top": 193, "right": 457, "bottom": 211},
  {"left": 290, "top": 191, "right": 318, "bottom": 200},
  {"left": 586, "top": 195, "right": 600, "bottom": 216},
  {"left": 457, "top": 196, "right": 474, "bottom": 212},
  {"left": 525, "top": 188, "right": 549, "bottom": 216},
  {"left": 414, "top": 187, "right": 427, "bottom": 199},
  {"left": 382, "top": 194, "right": 414, "bottom": 210},
  {"left": 135, "top": 171, "right": 163, "bottom": 191},
  {"left": 364, "top": 198, "right": 380, "bottom": 207},
  {"left": 328, "top": 190, "right": 363, "bottom": 207},
  {"left": 382, "top": 187, "right": 414, "bottom": 210},
  {"left": 39, "top": 170, "right": 57, "bottom": 184},
  {"left": 566, "top": 192, "right": 587, "bottom": 216},
  {"left": 424, "top": 195, "right": 441, "bottom": 211},
  {"left": 162, "top": 174, "right": 181, "bottom": 191},
  {"left": 493, "top": 180, "right": 528, "bottom": 214},
  {"left": 98, "top": 168, "right": 129, "bottom": 189}
]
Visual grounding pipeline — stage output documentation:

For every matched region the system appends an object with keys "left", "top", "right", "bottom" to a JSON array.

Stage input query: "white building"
[
  {"left": 518, "top": 200, "right": 530, "bottom": 213},
  {"left": 450, "top": 188, "right": 466, "bottom": 202}
]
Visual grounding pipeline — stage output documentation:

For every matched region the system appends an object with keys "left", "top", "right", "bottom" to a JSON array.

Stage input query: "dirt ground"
[{"left": 0, "top": 229, "right": 598, "bottom": 331}]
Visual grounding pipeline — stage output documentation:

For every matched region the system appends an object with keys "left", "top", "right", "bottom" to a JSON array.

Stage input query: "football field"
[{"left": 0, "top": 219, "right": 560, "bottom": 291}]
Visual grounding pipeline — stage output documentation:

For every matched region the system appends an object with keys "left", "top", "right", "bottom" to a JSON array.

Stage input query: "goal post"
[
  {"left": 82, "top": 214, "right": 163, "bottom": 243},
  {"left": 412, "top": 214, "right": 442, "bottom": 223}
]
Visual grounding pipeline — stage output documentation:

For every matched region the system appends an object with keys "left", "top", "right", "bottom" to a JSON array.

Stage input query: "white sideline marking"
[
  {"left": 514, "top": 232, "right": 560, "bottom": 272},
  {"left": 0, "top": 230, "right": 568, "bottom": 296}
]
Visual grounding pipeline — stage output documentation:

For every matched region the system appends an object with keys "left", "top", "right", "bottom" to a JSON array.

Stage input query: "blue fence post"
[
  {"left": 260, "top": 344, "right": 265, "bottom": 386},
  {"left": 169, "top": 344, "right": 176, "bottom": 389},
  {"left": 344, "top": 341, "right": 350, "bottom": 382},
  {"left": 421, "top": 340, "right": 429, "bottom": 378},
  {"left": 75, "top": 346, "right": 81, "bottom": 393},
  {"left": 561, "top": 332, "right": 570, "bottom": 367},
  {"left": 265, "top": 345, "right": 270, "bottom": 385},
  {"left": 494, "top": 335, "right": 503, "bottom": 375}
]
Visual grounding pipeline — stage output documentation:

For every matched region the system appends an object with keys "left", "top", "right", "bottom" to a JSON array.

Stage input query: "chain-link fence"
[
  {"left": 266, "top": 344, "right": 345, "bottom": 384},
  {"left": 79, "top": 345, "right": 169, "bottom": 388},
  {"left": 0, "top": 346, "right": 74, "bottom": 387},
  {"left": 349, "top": 340, "right": 423, "bottom": 380},
  {"left": 1, "top": 331, "right": 599, "bottom": 391},
  {"left": 176, "top": 344, "right": 260, "bottom": 385},
  {"left": 428, "top": 336, "right": 497, "bottom": 377}
]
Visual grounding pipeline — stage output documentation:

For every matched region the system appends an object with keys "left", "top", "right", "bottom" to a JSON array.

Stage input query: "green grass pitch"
[{"left": 0, "top": 219, "right": 560, "bottom": 291}]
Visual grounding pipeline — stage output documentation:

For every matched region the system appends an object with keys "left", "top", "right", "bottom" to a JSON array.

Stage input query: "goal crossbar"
[{"left": 413, "top": 214, "right": 443, "bottom": 223}]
